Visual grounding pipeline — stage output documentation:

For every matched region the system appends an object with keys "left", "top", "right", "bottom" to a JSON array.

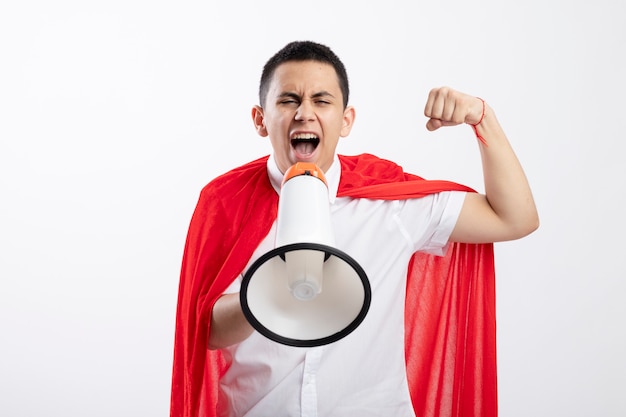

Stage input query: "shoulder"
[
  {"left": 191, "top": 155, "right": 276, "bottom": 223},
  {"left": 339, "top": 153, "right": 403, "bottom": 173},
  {"left": 200, "top": 155, "right": 271, "bottom": 197},
  {"left": 338, "top": 153, "right": 423, "bottom": 190}
]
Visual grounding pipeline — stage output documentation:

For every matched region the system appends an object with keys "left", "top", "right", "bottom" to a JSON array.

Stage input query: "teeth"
[
  {"left": 291, "top": 133, "right": 319, "bottom": 155},
  {"left": 291, "top": 133, "right": 318, "bottom": 140}
]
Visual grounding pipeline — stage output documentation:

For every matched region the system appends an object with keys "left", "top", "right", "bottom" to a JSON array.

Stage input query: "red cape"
[{"left": 171, "top": 153, "right": 497, "bottom": 417}]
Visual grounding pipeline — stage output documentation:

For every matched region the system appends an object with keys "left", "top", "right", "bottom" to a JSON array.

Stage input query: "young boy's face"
[{"left": 252, "top": 60, "right": 355, "bottom": 174}]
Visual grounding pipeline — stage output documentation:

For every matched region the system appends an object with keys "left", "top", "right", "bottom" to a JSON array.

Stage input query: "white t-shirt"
[{"left": 219, "top": 154, "right": 466, "bottom": 417}]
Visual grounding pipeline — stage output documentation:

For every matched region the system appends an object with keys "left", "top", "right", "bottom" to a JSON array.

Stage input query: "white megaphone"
[{"left": 240, "top": 162, "right": 371, "bottom": 347}]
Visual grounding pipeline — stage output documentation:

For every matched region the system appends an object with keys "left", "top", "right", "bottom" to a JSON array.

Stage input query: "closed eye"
[{"left": 278, "top": 92, "right": 300, "bottom": 105}]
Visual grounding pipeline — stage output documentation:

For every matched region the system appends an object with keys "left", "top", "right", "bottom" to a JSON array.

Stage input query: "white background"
[{"left": 1, "top": 1, "right": 625, "bottom": 416}]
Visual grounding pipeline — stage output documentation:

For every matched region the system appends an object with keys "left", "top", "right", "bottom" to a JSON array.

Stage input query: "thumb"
[{"left": 426, "top": 118, "right": 443, "bottom": 131}]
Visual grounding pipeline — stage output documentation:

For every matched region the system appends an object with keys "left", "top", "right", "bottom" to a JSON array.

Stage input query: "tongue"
[{"left": 294, "top": 141, "right": 315, "bottom": 155}]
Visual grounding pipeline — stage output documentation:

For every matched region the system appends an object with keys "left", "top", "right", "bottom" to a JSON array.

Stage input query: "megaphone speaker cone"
[{"left": 240, "top": 242, "right": 370, "bottom": 347}]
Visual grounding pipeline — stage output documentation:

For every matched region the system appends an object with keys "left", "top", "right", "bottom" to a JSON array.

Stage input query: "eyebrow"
[{"left": 277, "top": 91, "right": 336, "bottom": 100}]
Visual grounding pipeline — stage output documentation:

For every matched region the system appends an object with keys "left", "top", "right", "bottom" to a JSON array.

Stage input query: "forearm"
[
  {"left": 473, "top": 104, "right": 539, "bottom": 238},
  {"left": 208, "top": 293, "right": 254, "bottom": 350}
]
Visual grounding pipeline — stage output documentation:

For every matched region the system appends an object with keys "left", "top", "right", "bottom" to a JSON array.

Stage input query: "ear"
[
  {"left": 340, "top": 106, "right": 356, "bottom": 137},
  {"left": 252, "top": 105, "right": 268, "bottom": 137}
]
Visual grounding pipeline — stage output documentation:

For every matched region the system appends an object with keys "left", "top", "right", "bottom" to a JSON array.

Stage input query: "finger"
[
  {"left": 423, "top": 88, "right": 438, "bottom": 119},
  {"left": 443, "top": 97, "right": 457, "bottom": 123},
  {"left": 430, "top": 90, "right": 447, "bottom": 121},
  {"left": 426, "top": 118, "right": 442, "bottom": 131}
]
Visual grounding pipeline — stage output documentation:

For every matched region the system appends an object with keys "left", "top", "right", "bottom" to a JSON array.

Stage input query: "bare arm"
[
  {"left": 208, "top": 293, "right": 254, "bottom": 350},
  {"left": 424, "top": 87, "right": 539, "bottom": 243}
]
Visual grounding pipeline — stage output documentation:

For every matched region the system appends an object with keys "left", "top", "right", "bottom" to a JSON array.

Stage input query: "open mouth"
[{"left": 291, "top": 133, "right": 320, "bottom": 156}]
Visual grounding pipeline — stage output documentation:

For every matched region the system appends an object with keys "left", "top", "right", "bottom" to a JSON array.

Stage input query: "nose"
[{"left": 295, "top": 99, "right": 315, "bottom": 121}]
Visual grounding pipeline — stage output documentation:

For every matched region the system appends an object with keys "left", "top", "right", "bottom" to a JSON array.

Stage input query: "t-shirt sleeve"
[{"left": 400, "top": 190, "right": 467, "bottom": 256}]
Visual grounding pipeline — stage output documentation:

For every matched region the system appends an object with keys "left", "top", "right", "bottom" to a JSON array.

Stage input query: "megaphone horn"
[{"left": 240, "top": 162, "right": 371, "bottom": 347}]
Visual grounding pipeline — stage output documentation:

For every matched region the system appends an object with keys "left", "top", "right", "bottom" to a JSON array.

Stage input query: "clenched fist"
[{"left": 424, "top": 87, "right": 485, "bottom": 131}]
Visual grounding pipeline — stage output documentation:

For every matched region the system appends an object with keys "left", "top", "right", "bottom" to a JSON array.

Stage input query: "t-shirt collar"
[{"left": 267, "top": 154, "right": 340, "bottom": 204}]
